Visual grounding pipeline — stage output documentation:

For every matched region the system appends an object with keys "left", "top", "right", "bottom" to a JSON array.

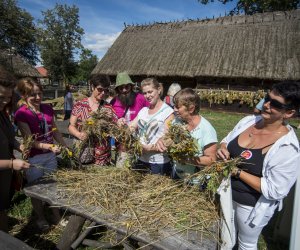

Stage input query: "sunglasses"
[
  {"left": 96, "top": 87, "right": 109, "bottom": 93},
  {"left": 264, "top": 94, "right": 293, "bottom": 110}
]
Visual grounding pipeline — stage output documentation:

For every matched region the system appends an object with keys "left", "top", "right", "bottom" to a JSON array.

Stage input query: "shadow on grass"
[{"left": 10, "top": 212, "right": 58, "bottom": 250}]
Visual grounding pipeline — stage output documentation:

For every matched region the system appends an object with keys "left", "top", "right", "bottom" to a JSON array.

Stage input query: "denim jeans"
[{"left": 133, "top": 160, "right": 172, "bottom": 176}]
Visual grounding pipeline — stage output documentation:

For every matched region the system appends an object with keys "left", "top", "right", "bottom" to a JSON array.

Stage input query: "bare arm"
[
  {"left": 186, "top": 142, "right": 217, "bottom": 167},
  {"left": 217, "top": 142, "right": 261, "bottom": 192},
  {"left": 0, "top": 159, "right": 30, "bottom": 170},
  {"left": 17, "top": 121, "right": 58, "bottom": 152},
  {"left": 233, "top": 170, "right": 261, "bottom": 193},
  {"left": 68, "top": 114, "right": 87, "bottom": 140}
]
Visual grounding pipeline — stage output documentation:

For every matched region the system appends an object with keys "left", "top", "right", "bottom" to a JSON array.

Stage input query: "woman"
[
  {"left": 128, "top": 78, "right": 174, "bottom": 175},
  {"left": 15, "top": 78, "right": 67, "bottom": 231},
  {"left": 63, "top": 85, "right": 73, "bottom": 120},
  {"left": 0, "top": 66, "right": 30, "bottom": 232},
  {"left": 164, "top": 83, "right": 181, "bottom": 108},
  {"left": 217, "top": 81, "right": 300, "bottom": 250},
  {"left": 69, "top": 74, "right": 117, "bottom": 165},
  {"left": 162, "top": 88, "right": 217, "bottom": 180}
]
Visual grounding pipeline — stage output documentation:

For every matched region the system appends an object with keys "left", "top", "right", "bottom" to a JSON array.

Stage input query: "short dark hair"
[
  {"left": 174, "top": 88, "right": 201, "bottom": 115},
  {"left": 89, "top": 74, "right": 110, "bottom": 88},
  {"left": 272, "top": 81, "right": 300, "bottom": 110}
]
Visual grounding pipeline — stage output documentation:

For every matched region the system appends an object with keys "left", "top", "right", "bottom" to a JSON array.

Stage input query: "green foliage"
[
  {"left": 0, "top": 0, "right": 38, "bottom": 64},
  {"left": 38, "top": 3, "right": 84, "bottom": 84},
  {"left": 71, "top": 48, "right": 98, "bottom": 84},
  {"left": 198, "top": 0, "right": 300, "bottom": 15}
]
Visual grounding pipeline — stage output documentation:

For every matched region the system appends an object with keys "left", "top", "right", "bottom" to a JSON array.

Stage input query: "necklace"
[{"left": 248, "top": 127, "right": 287, "bottom": 138}]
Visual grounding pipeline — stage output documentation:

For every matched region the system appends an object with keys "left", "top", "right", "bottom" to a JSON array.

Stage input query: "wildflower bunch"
[{"left": 163, "top": 123, "right": 199, "bottom": 162}]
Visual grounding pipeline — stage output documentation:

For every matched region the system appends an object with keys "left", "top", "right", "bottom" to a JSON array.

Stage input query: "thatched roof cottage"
[
  {"left": 92, "top": 10, "right": 300, "bottom": 91},
  {"left": 0, "top": 49, "right": 41, "bottom": 78}
]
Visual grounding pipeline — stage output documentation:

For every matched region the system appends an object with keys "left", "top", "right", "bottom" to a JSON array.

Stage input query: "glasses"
[
  {"left": 264, "top": 94, "right": 293, "bottom": 110},
  {"left": 96, "top": 87, "right": 109, "bottom": 93}
]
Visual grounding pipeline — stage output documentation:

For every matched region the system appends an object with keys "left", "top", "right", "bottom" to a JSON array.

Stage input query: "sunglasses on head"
[
  {"left": 264, "top": 94, "right": 293, "bottom": 110},
  {"left": 96, "top": 87, "right": 109, "bottom": 93}
]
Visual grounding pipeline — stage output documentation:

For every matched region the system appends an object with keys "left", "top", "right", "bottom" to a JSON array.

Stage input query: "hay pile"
[{"left": 53, "top": 167, "right": 219, "bottom": 243}]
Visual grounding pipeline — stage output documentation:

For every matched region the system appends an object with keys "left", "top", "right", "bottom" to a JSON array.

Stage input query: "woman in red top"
[{"left": 69, "top": 75, "right": 117, "bottom": 165}]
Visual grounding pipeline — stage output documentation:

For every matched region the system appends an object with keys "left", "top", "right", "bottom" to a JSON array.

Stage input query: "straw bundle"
[
  {"left": 77, "top": 108, "right": 142, "bottom": 167},
  {"left": 53, "top": 167, "right": 219, "bottom": 243},
  {"left": 22, "top": 134, "right": 35, "bottom": 160},
  {"left": 162, "top": 123, "right": 199, "bottom": 162},
  {"left": 191, "top": 158, "right": 242, "bottom": 197}
]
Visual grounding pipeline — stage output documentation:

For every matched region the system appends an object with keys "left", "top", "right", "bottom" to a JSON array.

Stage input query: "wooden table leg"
[{"left": 56, "top": 214, "right": 86, "bottom": 250}]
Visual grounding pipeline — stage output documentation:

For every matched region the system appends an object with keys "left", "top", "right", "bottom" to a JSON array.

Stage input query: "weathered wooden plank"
[
  {"left": 70, "top": 221, "right": 97, "bottom": 249},
  {"left": 81, "top": 239, "right": 115, "bottom": 248},
  {"left": 0, "top": 231, "right": 33, "bottom": 250},
  {"left": 56, "top": 215, "right": 86, "bottom": 250}
]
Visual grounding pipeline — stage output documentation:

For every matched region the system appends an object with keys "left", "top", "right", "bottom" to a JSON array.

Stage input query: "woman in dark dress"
[{"left": 0, "top": 65, "right": 30, "bottom": 232}]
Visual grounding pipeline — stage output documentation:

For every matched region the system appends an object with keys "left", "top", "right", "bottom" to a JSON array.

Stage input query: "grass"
[{"left": 7, "top": 110, "right": 299, "bottom": 249}]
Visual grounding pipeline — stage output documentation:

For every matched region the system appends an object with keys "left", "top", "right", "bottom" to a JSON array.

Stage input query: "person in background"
[
  {"left": 64, "top": 85, "right": 73, "bottom": 120},
  {"left": 217, "top": 81, "right": 300, "bottom": 250},
  {"left": 164, "top": 83, "right": 182, "bottom": 108},
  {"left": 0, "top": 66, "right": 30, "bottom": 232},
  {"left": 158, "top": 88, "right": 217, "bottom": 181},
  {"left": 106, "top": 88, "right": 116, "bottom": 103},
  {"left": 15, "top": 78, "right": 68, "bottom": 231},
  {"left": 127, "top": 77, "right": 174, "bottom": 175},
  {"left": 69, "top": 74, "right": 117, "bottom": 165},
  {"left": 111, "top": 72, "right": 149, "bottom": 167},
  {"left": 253, "top": 97, "right": 265, "bottom": 115}
]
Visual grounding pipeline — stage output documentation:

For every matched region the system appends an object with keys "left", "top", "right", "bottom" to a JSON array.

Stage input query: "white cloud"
[{"left": 83, "top": 32, "right": 121, "bottom": 52}]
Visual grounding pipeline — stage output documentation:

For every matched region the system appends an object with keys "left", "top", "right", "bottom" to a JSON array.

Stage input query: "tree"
[
  {"left": 38, "top": 4, "right": 84, "bottom": 84},
  {"left": 72, "top": 48, "right": 98, "bottom": 85},
  {"left": 198, "top": 0, "right": 300, "bottom": 15},
  {"left": 0, "top": 0, "right": 38, "bottom": 64}
]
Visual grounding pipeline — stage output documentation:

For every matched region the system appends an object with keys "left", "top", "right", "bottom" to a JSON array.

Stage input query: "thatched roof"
[
  {"left": 0, "top": 49, "right": 41, "bottom": 78},
  {"left": 92, "top": 10, "right": 300, "bottom": 81}
]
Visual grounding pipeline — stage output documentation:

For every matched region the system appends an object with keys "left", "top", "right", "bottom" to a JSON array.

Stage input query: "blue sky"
[{"left": 19, "top": 0, "right": 236, "bottom": 60}]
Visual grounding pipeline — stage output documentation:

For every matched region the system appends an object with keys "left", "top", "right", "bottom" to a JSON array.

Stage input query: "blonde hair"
[
  {"left": 17, "top": 78, "right": 43, "bottom": 107},
  {"left": 141, "top": 78, "right": 160, "bottom": 90}
]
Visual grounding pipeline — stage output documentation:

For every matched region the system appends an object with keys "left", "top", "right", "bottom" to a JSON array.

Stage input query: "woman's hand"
[
  {"left": 77, "top": 132, "right": 87, "bottom": 141},
  {"left": 155, "top": 138, "right": 167, "bottom": 153},
  {"left": 217, "top": 143, "right": 230, "bottom": 161},
  {"left": 117, "top": 118, "right": 127, "bottom": 127},
  {"left": 49, "top": 144, "right": 61, "bottom": 154},
  {"left": 12, "top": 159, "right": 30, "bottom": 171}
]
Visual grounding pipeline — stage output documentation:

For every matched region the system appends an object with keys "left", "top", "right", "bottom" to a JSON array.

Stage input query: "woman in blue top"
[{"left": 157, "top": 88, "right": 217, "bottom": 180}]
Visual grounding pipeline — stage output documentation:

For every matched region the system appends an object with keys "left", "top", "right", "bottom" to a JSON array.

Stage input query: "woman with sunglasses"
[
  {"left": 217, "top": 81, "right": 300, "bottom": 250},
  {"left": 69, "top": 74, "right": 117, "bottom": 165},
  {"left": 0, "top": 66, "right": 31, "bottom": 232},
  {"left": 14, "top": 77, "right": 68, "bottom": 231}
]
